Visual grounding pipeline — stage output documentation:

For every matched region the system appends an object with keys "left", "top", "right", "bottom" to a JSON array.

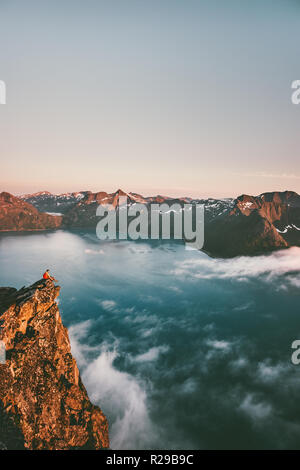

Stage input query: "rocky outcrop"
[
  {"left": 0, "top": 192, "right": 62, "bottom": 231},
  {"left": 0, "top": 280, "right": 109, "bottom": 450},
  {"left": 203, "top": 191, "right": 300, "bottom": 257}
]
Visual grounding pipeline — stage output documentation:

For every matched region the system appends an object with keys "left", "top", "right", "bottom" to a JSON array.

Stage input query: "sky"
[{"left": 0, "top": 0, "right": 300, "bottom": 198}]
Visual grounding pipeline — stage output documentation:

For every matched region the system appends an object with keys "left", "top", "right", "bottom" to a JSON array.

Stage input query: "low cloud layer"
[
  {"left": 132, "top": 345, "right": 169, "bottom": 363},
  {"left": 171, "top": 247, "right": 300, "bottom": 286},
  {"left": 67, "top": 246, "right": 300, "bottom": 449},
  {"left": 69, "top": 321, "right": 160, "bottom": 449}
]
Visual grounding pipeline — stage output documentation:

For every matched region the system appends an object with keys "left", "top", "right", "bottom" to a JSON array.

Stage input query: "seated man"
[{"left": 43, "top": 269, "right": 58, "bottom": 282}]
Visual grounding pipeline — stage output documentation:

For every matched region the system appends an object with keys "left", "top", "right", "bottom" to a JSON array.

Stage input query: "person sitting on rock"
[{"left": 43, "top": 269, "right": 58, "bottom": 283}]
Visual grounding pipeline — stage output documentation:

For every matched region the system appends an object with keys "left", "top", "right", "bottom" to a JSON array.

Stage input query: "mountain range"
[{"left": 0, "top": 189, "right": 299, "bottom": 257}]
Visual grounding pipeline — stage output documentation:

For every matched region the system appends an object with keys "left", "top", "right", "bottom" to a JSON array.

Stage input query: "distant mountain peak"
[
  {"left": 21, "top": 190, "right": 53, "bottom": 198},
  {"left": 114, "top": 188, "right": 128, "bottom": 197},
  {"left": 0, "top": 191, "right": 15, "bottom": 202}
]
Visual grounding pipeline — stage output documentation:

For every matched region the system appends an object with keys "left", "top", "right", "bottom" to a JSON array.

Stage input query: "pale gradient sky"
[{"left": 0, "top": 0, "right": 300, "bottom": 198}]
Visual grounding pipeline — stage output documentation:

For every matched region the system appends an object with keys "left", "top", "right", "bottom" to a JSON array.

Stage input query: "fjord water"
[{"left": 1, "top": 230, "right": 300, "bottom": 449}]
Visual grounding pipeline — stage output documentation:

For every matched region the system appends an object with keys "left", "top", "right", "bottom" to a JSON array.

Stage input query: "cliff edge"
[{"left": 0, "top": 280, "right": 109, "bottom": 450}]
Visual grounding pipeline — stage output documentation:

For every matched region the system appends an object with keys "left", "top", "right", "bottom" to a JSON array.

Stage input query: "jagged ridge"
[
  {"left": 0, "top": 280, "right": 109, "bottom": 450},
  {"left": 2, "top": 189, "right": 300, "bottom": 257},
  {"left": 0, "top": 192, "right": 61, "bottom": 231}
]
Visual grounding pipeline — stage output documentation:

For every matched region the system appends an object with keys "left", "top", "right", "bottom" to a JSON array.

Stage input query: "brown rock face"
[
  {"left": 0, "top": 192, "right": 62, "bottom": 231},
  {"left": 62, "top": 189, "right": 175, "bottom": 228},
  {"left": 203, "top": 191, "right": 300, "bottom": 257},
  {"left": 62, "top": 189, "right": 133, "bottom": 228},
  {"left": 0, "top": 280, "right": 109, "bottom": 450}
]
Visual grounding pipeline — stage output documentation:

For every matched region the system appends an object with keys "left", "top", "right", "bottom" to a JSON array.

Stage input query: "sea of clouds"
[{"left": 68, "top": 246, "right": 300, "bottom": 449}]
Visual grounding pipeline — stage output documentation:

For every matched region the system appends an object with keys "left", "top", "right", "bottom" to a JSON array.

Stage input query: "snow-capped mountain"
[
  {"left": 20, "top": 191, "right": 91, "bottom": 214},
  {"left": 4, "top": 189, "right": 300, "bottom": 257},
  {"left": 203, "top": 191, "right": 300, "bottom": 257},
  {"left": 0, "top": 192, "right": 62, "bottom": 231}
]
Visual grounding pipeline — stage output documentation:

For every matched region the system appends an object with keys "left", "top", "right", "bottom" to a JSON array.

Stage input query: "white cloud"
[
  {"left": 204, "top": 338, "right": 234, "bottom": 362},
  {"left": 289, "top": 277, "right": 300, "bottom": 288},
  {"left": 69, "top": 320, "right": 98, "bottom": 367},
  {"left": 256, "top": 361, "right": 286, "bottom": 384},
  {"left": 83, "top": 348, "right": 157, "bottom": 449},
  {"left": 132, "top": 345, "right": 169, "bottom": 363},
  {"left": 84, "top": 248, "right": 105, "bottom": 255},
  {"left": 233, "top": 302, "right": 254, "bottom": 312},
  {"left": 124, "top": 313, "right": 159, "bottom": 324},
  {"left": 178, "top": 378, "right": 197, "bottom": 394},
  {"left": 229, "top": 357, "right": 249, "bottom": 372},
  {"left": 171, "top": 247, "right": 300, "bottom": 287},
  {"left": 169, "top": 286, "right": 182, "bottom": 293},
  {"left": 206, "top": 339, "right": 232, "bottom": 351},
  {"left": 140, "top": 294, "right": 162, "bottom": 304},
  {"left": 69, "top": 321, "right": 159, "bottom": 449},
  {"left": 139, "top": 328, "right": 156, "bottom": 338},
  {"left": 203, "top": 323, "right": 215, "bottom": 332},
  {"left": 239, "top": 394, "right": 272, "bottom": 421},
  {"left": 100, "top": 300, "right": 118, "bottom": 312}
]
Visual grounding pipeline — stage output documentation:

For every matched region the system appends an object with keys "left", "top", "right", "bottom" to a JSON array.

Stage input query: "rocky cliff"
[
  {"left": 0, "top": 280, "right": 109, "bottom": 450},
  {"left": 0, "top": 192, "right": 62, "bottom": 231},
  {"left": 203, "top": 191, "right": 300, "bottom": 257}
]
